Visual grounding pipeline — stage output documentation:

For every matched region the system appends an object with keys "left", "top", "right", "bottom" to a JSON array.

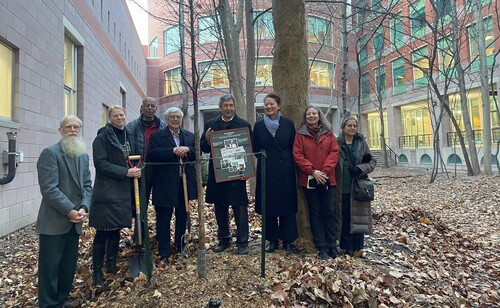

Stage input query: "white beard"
[{"left": 60, "top": 136, "right": 86, "bottom": 158}]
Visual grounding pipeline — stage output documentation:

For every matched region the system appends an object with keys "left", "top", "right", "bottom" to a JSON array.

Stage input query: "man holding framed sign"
[{"left": 201, "top": 94, "right": 253, "bottom": 255}]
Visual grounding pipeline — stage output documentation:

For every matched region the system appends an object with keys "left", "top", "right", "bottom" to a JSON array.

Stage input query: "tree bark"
[{"left": 272, "top": 0, "right": 311, "bottom": 240}]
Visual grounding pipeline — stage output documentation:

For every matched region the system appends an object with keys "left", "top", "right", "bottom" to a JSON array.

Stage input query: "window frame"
[
  {"left": 392, "top": 57, "right": 406, "bottom": 94},
  {"left": 308, "top": 15, "right": 332, "bottom": 46},
  {"left": 164, "top": 26, "right": 180, "bottom": 55},
  {"left": 0, "top": 41, "right": 14, "bottom": 120}
]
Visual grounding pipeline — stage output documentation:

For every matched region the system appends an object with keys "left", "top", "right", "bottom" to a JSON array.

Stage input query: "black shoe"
[
  {"left": 318, "top": 249, "right": 329, "bottom": 260},
  {"left": 328, "top": 247, "right": 339, "bottom": 259},
  {"left": 237, "top": 246, "right": 249, "bottom": 255},
  {"left": 283, "top": 241, "right": 296, "bottom": 254},
  {"left": 345, "top": 250, "right": 354, "bottom": 256},
  {"left": 93, "top": 270, "right": 104, "bottom": 288},
  {"left": 214, "top": 242, "right": 230, "bottom": 253},
  {"left": 266, "top": 241, "right": 279, "bottom": 253}
]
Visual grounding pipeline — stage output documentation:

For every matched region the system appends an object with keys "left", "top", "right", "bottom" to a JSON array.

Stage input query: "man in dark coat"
[
  {"left": 126, "top": 97, "right": 167, "bottom": 242},
  {"left": 36, "top": 115, "right": 92, "bottom": 308},
  {"left": 148, "top": 107, "right": 197, "bottom": 260},
  {"left": 201, "top": 94, "right": 252, "bottom": 255}
]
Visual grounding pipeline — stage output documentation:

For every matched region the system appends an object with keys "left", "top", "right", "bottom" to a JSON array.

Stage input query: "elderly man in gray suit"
[{"left": 36, "top": 115, "right": 92, "bottom": 308}]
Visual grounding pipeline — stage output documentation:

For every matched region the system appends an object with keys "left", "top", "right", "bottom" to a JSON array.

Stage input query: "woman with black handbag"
[
  {"left": 336, "top": 116, "right": 376, "bottom": 257},
  {"left": 293, "top": 106, "right": 340, "bottom": 260}
]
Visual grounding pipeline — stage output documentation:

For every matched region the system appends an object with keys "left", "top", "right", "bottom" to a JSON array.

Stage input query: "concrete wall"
[{"left": 0, "top": 0, "right": 147, "bottom": 237}]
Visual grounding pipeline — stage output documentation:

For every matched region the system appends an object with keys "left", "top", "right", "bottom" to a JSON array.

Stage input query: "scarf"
[
  {"left": 264, "top": 112, "right": 281, "bottom": 137},
  {"left": 306, "top": 123, "right": 322, "bottom": 143}
]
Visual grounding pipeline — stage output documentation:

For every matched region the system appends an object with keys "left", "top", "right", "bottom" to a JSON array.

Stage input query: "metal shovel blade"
[{"left": 128, "top": 247, "right": 148, "bottom": 278}]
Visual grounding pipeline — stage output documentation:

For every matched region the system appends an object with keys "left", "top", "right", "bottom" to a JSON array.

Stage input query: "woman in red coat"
[{"left": 293, "top": 106, "right": 340, "bottom": 260}]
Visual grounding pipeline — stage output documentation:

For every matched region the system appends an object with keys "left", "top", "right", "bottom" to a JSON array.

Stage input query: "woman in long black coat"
[
  {"left": 89, "top": 105, "right": 141, "bottom": 287},
  {"left": 253, "top": 93, "right": 298, "bottom": 253}
]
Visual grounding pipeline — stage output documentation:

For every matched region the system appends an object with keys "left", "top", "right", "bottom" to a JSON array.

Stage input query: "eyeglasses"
[
  {"left": 143, "top": 104, "right": 157, "bottom": 109},
  {"left": 63, "top": 125, "right": 81, "bottom": 130},
  {"left": 167, "top": 115, "right": 182, "bottom": 120}
]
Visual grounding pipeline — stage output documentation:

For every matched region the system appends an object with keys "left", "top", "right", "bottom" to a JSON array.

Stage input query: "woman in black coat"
[
  {"left": 89, "top": 105, "right": 141, "bottom": 287},
  {"left": 253, "top": 93, "right": 298, "bottom": 253}
]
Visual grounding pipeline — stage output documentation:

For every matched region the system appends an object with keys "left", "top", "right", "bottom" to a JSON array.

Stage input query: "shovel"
[
  {"left": 181, "top": 157, "right": 191, "bottom": 252},
  {"left": 127, "top": 155, "right": 148, "bottom": 278}
]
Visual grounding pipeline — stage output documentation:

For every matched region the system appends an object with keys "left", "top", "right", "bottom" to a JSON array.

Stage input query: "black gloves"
[
  {"left": 361, "top": 153, "right": 372, "bottom": 164},
  {"left": 348, "top": 166, "right": 362, "bottom": 176}
]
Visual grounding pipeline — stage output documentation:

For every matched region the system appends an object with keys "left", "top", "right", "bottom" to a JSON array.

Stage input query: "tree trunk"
[
  {"left": 245, "top": 0, "right": 256, "bottom": 125},
  {"left": 218, "top": 0, "right": 247, "bottom": 120},
  {"left": 272, "top": 0, "right": 310, "bottom": 240},
  {"left": 475, "top": 0, "right": 492, "bottom": 175}
]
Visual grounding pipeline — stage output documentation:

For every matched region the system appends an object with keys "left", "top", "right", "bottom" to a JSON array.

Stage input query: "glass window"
[
  {"left": 373, "top": 28, "right": 384, "bottom": 56},
  {"left": 375, "top": 66, "right": 386, "bottom": 98},
  {"left": 164, "top": 26, "right": 180, "bottom": 55},
  {"left": 199, "top": 15, "right": 219, "bottom": 45},
  {"left": 164, "top": 67, "right": 183, "bottom": 96},
  {"left": 469, "top": 17, "right": 494, "bottom": 71},
  {"left": 411, "top": 0, "right": 426, "bottom": 38},
  {"left": 436, "top": 0, "right": 452, "bottom": 24},
  {"left": 309, "top": 60, "right": 333, "bottom": 88},
  {"left": 412, "top": 46, "right": 429, "bottom": 88},
  {"left": 200, "top": 61, "right": 229, "bottom": 89},
  {"left": 438, "top": 36, "right": 455, "bottom": 79},
  {"left": 149, "top": 36, "right": 158, "bottom": 58},
  {"left": 357, "top": 1, "right": 366, "bottom": 26},
  {"left": 466, "top": 0, "right": 492, "bottom": 13},
  {"left": 254, "top": 11, "right": 274, "bottom": 40},
  {"left": 255, "top": 58, "right": 273, "bottom": 86},
  {"left": 359, "top": 36, "right": 368, "bottom": 67},
  {"left": 392, "top": 57, "right": 406, "bottom": 94},
  {"left": 64, "top": 36, "right": 77, "bottom": 116},
  {"left": 401, "top": 103, "right": 433, "bottom": 147},
  {"left": 367, "top": 111, "right": 388, "bottom": 149},
  {"left": 101, "top": 104, "right": 108, "bottom": 127},
  {"left": 361, "top": 72, "right": 370, "bottom": 102},
  {"left": 390, "top": 12, "right": 404, "bottom": 50},
  {"left": 0, "top": 42, "right": 13, "bottom": 119},
  {"left": 308, "top": 16, "right": 332, "bottom": 46}
]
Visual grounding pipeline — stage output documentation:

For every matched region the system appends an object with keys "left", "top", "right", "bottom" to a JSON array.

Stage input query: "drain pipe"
[{"left": 0, "top": 132, "right": 18, "bottom": 185}]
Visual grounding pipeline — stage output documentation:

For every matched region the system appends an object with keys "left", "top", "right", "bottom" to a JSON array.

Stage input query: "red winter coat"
[{"left": 293, "top": 124, "right": 339, "bottom": 187}]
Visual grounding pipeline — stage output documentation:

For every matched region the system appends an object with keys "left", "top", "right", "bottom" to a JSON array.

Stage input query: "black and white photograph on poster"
[
  {"left": 223, "top": 138, "right": 238, "bottom": 148},
  {"left": 209, "top": 127, "right": 256, "bottom": 183}
]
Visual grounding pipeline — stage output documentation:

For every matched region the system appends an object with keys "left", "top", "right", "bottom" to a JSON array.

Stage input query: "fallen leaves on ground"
[{"left": 0, "top": 167, "right": 498, "bottom": 307}]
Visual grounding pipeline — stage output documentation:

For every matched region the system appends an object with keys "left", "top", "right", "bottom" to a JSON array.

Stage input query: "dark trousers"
[
  {"left": 155, "top": 202, "right": 187, "bottom": 258},
  {"left": 265, "top": 215, "right": 298, "bottom": 242},
  {"left": 340, "top": 193, "right": 364, "bottom": 251},
  {"left": 38, "top": 225, "right": 79, "bottom": 308},
  {"left": 93, "top": 230, "right": 120, "bottom": 260},
  {"left": 215, "top": 203, "right": 249, "bottom": 247},
  {"left": 303, "top": 187, "right": 337, "bottom": 250}
]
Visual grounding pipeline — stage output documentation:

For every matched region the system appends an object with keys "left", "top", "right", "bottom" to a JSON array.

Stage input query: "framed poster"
[{"left": 210, "top": 127, "right": 256, "bottom": 183}]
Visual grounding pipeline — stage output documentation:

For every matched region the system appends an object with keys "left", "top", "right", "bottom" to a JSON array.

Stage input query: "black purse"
[{"left": 346, "top": 145, "right": 374, "bottom": 201}]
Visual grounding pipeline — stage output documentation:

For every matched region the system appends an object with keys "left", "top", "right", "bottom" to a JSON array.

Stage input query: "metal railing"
[
  {"left": 447, "top": 128, "right": 500, "bottom": 147},
  {"left": 398, "top": 134, "right": 433, "bottom": 148}
]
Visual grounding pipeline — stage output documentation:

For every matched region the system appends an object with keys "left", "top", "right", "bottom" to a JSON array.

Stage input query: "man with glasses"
[
  {"left": 36, "top": 115, "right": 92, "bottom": 307},
  {"left": 201, "top": 94, "right": 252, "bottom": 255},
  {"left": 126, "top": 97, "right": 167, "bottom": 242}
]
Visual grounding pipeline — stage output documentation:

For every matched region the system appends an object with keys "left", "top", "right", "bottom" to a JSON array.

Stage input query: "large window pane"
[
  {"left": 412, "top": 46, "right": 429, "bottom": 88},
  {"left": 373, "top": 28, "right": 384, "bottom": 56},
  {"left": 64, "top": 36, "right": 77, "bottom": 116},
  {"left": 308, "top": 16, "right": 332, "bottom": 46},
  {"left": 411, "top": 0, "right": 426, "bottom": 38},
  {"left": 359, "top": 36, "right": 368, "bottom": 67},
  {"left": 392, "top": 57, "right": 406, "bottom": 94},
  {"left": 390, "top": 13, "right": 404, "bottom": 50},
  {"left": 164, "top": 26, "right": 180, "bottom": 55},
  {"left": 256, "top": 58, "right": 273, "bottom": 86},
  {"left": 309, "top": 60, "right": 333, "bottom": 88},
  {"left": 200, "top": 61, "right": 229, "bottom": 89},
  {"left": 0, "top": 42, "right": 13, "bottom": 119},
  {"left": 254, "top": 11, "right": 274, "bottom": 39},
  {"left": 165, "top": 67, "right": 182, "bottom": 96},
  {"left": 438, "top": 36, "right": 455, "bottom": 79},
  {"left": 367, "top": 111, "right": 388, "bottom": 149},
  {"left": 375, "top": 66, "right": 386, "bottom": 98},
  {"left": 149, "top": 36, "right": 158, "bottom": 58},
  {"left": 469, "top": 17, "right": 494, "bottom": 71},
  {"left": 361, "top": 72, "right": 370, "bottom": 103},
  {"left": 199, "top": 16, "right": 219, "bottom": 45}
]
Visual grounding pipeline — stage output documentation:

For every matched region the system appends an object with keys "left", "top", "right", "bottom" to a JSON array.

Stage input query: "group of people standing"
[{"left": 35, "top": 94, "right": 375, "bottom": 307}]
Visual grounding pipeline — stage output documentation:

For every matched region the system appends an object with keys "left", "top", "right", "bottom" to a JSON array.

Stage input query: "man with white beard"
[{"left": 36, "top": 115, "right": 92, "bottom": 308}]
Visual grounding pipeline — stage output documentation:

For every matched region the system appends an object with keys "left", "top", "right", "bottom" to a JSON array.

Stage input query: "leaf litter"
[{"left": 0, "top": 167, "right": 498, "bottom": 307}]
